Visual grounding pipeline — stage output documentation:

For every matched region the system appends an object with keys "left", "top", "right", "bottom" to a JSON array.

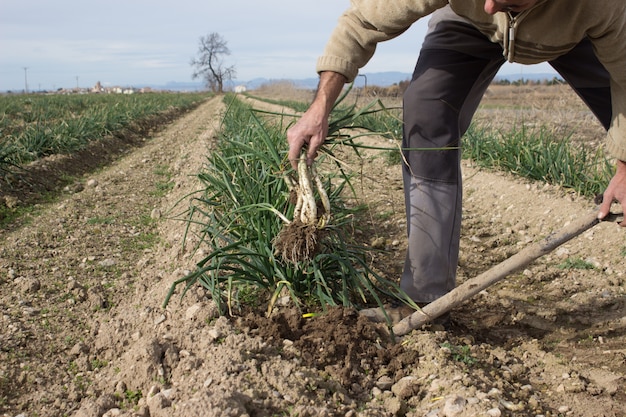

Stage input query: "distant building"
[
  {"left": 92, "top": 81, "right": 104, "bottom": 93},
  {"left": 234, "top": 85, "right": 247, "bottom": 93}
]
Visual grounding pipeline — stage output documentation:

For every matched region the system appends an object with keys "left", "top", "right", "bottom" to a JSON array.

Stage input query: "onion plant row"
[
  {"left": 0, "top": 92, "right": 209, "bottom": 170},
  {"left": 256, "top": 94, "right": 613, "bottom": 199},
  {"left": 165, "top": 94, "right": 412, "bottom": 316},
  {"left": 463, "top": 124, "right": 614, "bottom": 198}
]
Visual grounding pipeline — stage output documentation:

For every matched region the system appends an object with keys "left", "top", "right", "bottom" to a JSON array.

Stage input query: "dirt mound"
[{"left": 240, "top": 306, "right": 417, "bottom": 394}]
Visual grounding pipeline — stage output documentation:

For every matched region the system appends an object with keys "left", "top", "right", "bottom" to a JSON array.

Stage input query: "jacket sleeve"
[
  {"left": 316, "top": 0, "right": 448, "bottom": 82},
  {"left": 590, "top": 4, "right": 626, "bottom": 162}
]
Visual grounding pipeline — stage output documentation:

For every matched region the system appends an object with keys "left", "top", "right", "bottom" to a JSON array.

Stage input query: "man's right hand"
[{"left": 286, "top": 71, "right": 347, "bottom": 170}]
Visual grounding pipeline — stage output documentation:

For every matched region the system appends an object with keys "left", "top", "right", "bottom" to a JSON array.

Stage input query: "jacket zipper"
[
  {"left": 505, "top": 12, "right": 518, "bottom": 62},
  {"left": 503, "top": 7, "right": 535, "bottom": 62}
]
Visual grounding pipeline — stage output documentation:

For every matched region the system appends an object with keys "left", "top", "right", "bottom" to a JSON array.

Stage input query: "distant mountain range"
[{"left": 155, "top": 71, "right": 562, "bottom": 92}]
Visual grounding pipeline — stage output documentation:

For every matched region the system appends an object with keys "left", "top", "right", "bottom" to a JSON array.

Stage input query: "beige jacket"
[{"left": 316, "top": 0, "right": 626, "bottom": 161}]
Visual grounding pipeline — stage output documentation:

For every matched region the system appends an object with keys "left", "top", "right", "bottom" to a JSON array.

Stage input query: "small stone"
[
  {"left": 147, "top": 385, "right": 160, "bottom": 399},
  {"left": 147, "top": 392, "right": 171, "bottom": 410},
  {"left": 114, "top": 380, "right": 127, "bottom": 394},
  {"left": 161, "top": 388, "right": 174, "bottom": 400},
  {"left": 488, "top": 388, "right": 502, "bottom": 397},
  {"left": 370, "top": 237, "right": 386, "bottom": 249},
  {"left": 442, "top": 395, "right": 466, "bottom": 416},
  {"left": 70, "top": 342, "right": 89, "bottom": 356},
  {"left": 23, "top": 307, "right": 39, "bottom": 316},
  {"left": 391, "top": 376, "right": 418, "bottom": 399},
  {"left": 87, "top": 179, "right": 98, "bottom": 187},
  {"left": 185, "top": 304, "right": 202, "bottom": 320},
  {"left": 555, "top": 247, "right": 570, "bottom": 257},
  {"left": 375, "top": 375, "right": 394, "bottom": 391},
  {"left": 487, "top": 408, "right": 502, "bottom": 417},
  {"left": 382, "top": 396, "right": 404, "bottom": 415},
  {"left": 207, "top": 328, "right": 223, "bottom": 341},
  {"left": 16, "top": 277, "right": 41, "bottom": 293},
  {"left": 276, "top": 295, "right": 291, "bottom": 306},
  {"left": 98, "top": 259, "right": 116, "bottom": 268}
]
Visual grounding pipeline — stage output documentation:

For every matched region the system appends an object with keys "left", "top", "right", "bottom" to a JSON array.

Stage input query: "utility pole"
[
  {"left": 356, "top": 73, "right": 367, "bottom": 103},
  {"left": 23, "top": 67, "right": 29, "bottom": 94},
  {"left": 358, "top": 73, "right": 367, "bottom": 90}
]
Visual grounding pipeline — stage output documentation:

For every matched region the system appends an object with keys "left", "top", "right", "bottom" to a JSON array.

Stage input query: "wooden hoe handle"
[{"left": 392, "top": 210, "right": 624, "bottom": 336}]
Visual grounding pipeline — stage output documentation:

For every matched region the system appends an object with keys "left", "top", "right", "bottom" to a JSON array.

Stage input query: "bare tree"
[{"left": 190, "top": 32, "right": 236, "bottom": 94}]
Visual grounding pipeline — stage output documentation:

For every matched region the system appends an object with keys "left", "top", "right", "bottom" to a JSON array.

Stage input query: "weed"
[
  {"left": 384, "top": 148, "right": 403, "bottom": 165},
  {"left": 557, "top": 258, "right": 596, "bottom": 270},
  {"left": 87, "top": 216, "right": 115, "bottom": 225},
  {"left": 375, "top": 210, "right": 395, "bottom": 221},
  {"left": 441, "top": 342, "right": 477, "bottom": 366},
  {"left": 90, "top": 359, "right": 108, "bottom": 370},
  {"left": 124, "top": 389, "right": 143, "bottom": 406},
  {"left": 150, "top": 180, "right": 174, "bottom": 197}
]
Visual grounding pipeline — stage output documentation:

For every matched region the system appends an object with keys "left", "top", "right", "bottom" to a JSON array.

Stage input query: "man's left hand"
[{"left": 598, "top": 159, "right": 626, "bottom": 226}]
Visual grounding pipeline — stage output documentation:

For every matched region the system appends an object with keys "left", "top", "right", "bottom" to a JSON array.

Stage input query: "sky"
[{"left": 0, "top": 0, "right": 556, "bottom": 92}]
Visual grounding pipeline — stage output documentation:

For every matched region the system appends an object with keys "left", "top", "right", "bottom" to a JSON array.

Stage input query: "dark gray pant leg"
[
  {"left": 400, "top": 21, "right": 504, "bottom": 302},
  {"left": 549, "top": 39, "right": 612, "bottom": 130}
]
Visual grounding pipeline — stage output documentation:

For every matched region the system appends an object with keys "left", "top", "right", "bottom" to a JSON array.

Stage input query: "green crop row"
[
  {"left": 259, "top": 94, "right": 614, "bottom": 200},
  {"left": 165, "top": 93, "right": 413, "bottom": 318},
  {"left": 0, "top": 92, "right": 210, "bottom": 169},
  {"left": 462, "top": 124, "right": 613, "bottom": 198}
]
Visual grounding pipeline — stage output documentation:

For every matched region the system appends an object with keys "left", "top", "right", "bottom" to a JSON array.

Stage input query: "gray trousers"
[{"left": 401, "top": 11, "right": 612, "bottom": 303}]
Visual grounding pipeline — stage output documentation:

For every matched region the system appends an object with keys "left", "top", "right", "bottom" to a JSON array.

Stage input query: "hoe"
[{"left": 393, "top": 209, "right": 624, "bottom": 336}]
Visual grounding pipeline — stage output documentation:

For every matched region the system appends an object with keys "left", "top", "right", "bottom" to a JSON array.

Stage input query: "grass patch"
[
  {"left": 557, "top": 257, "right": 596, "bottom": 270},
  {"left": 86, "top": 216, "right": 115, "bottom": 225},
  {"left": 150, "top": 165, "right": 174, "bottom": 197},
  {"left": 441, "top": 342, "right": 477, "bottom": 366},
  {"left": 121, "top": 231, "right": 160, "bottom": 252}
]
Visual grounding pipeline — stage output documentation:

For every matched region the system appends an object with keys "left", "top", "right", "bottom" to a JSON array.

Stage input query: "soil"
[{"left": 1, "top": 85, "right": 625, "bottom": 417}]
